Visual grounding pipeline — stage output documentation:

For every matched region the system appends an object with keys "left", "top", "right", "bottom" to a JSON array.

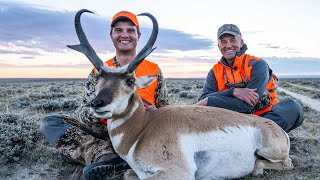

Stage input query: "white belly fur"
[{"left": 180, "top": 126, "right": 261, "bottom": 179}]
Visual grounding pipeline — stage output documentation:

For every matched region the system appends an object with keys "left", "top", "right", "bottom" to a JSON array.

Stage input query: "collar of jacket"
[{"left": 220, "top": 44, "right": 248, "bottom": 67}]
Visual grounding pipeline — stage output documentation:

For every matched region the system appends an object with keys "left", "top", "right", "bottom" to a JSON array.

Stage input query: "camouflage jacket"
[{"left": 75, "top": 59, "right": 169, "bottom": 124}]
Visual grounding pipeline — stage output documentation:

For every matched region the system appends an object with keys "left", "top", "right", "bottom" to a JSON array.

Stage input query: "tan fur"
[{"left": 106, "top": 93, "right": 293, "bottom": 179}]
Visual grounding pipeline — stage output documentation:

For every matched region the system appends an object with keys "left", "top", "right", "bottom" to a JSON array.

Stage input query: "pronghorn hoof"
[
  {"left": 284, "top": 157, "right": 295, "bottom": 170},
  {"left": 252, "top": 161, "right": 264, "bottom": 176}
]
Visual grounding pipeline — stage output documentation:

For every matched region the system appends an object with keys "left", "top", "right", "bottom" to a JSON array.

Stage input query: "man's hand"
[
  {"left": 233, "top": 88, "right": 259, "bottom": 106},
  {"left": 196, "top": 97, "right": 208, "bottom": 106}
]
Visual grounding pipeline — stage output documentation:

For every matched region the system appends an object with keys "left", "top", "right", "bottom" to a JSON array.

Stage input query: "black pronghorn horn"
[
  {"left": 127, "top": 13, "right": 158, "bottom": 73},
  {"left": 66, "top": 9, "right": 105, "bottom": 71}
]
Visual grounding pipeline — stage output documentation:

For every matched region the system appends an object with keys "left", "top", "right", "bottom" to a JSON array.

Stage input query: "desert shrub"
[
  {"left": 66, "top": 82, "right": 76, "bottom": 85},
  {"left": 32, "top": 99, "right": 80, "bottom": 112},
  {"left": 168, "top": 88, "right": 180, "bottom": 94},
  {"left": 179, "top": 91, "right": 189, "bottom": 98},
  {"left": 32, "top": 99, "right": 61, "bottom": 111},
  {"left": 195, "top": 84, "right": 203, "bottom": 89},
  {"left": 277, "top": 91, "right": 287, "bottom": 97},
  {"left": 301, "top": 81, "right": 310, "bottom": 85},
  {"left": 179, "top": 91, "right": 198, "bottom": 99},
  {"left": 5, "top": 89, "right": 15, "bottom": 95},
  {"left": 29, "top": 92, "right": 65, "bottom": 100},
  {"left": 280, "top": 83, "right": 289, "bottom": 88},
  {"left": 280, "top": 96, "right": 293, "bottom": 101},
  {"left": 182, "top": 85, "right": 192, "bottom": 91},
  {"left": 0, "top": 90, "right": 7, "bottom": 97},
  {"left": 32, "top": 84, "right": 43, "bottom": 88},
  {"left": 66, "top": 89, "right": 81, "bottom": 95},
  {"left": 312, "top": 92, "right": 320, "bottom": 99},
  {"left": 2, "top": 89, "right": 23, "bottom": 95},
  {"left": 187, "top": 93, "right": 199, "bottom": 100},
  {"left": 0, "top": 113, "right": 40, "bottom": 163},
  {"left": 49, "top": 86, "right": 63, "bottom": 93},
  {"left": 10, "top": 96, "right": 31, "bottom": 108},
  {"left": 62, "top": 99, "right": 80, "bottom": 110}
]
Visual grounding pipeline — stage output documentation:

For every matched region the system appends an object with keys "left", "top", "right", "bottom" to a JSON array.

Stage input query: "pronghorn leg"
[
  {"left": 256, "top": 147, "right": 289, "bottom": 161},
  {"left": 252, "top": 146, "right": 294, "bottom": 176},
  {"left": 252, "top": 158, "right": 293, "bottom": 176}
]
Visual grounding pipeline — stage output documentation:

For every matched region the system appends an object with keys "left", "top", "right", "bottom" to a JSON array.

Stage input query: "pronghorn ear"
[{"left": 135, "top": 75, "right": 157, "bottom": 88}]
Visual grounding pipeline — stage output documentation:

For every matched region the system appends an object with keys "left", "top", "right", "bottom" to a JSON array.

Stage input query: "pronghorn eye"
[{"left": 126, "top": 78, "right": 135, "bottom": 87}]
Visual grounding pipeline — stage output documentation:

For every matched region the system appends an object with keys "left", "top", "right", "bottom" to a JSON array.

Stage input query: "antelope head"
[{"left": 67, "top": 9, "right": 158, "bottom": 119}]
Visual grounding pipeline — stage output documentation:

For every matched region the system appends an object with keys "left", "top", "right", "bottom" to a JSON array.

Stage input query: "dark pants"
[{"left": 261, "top": 99, "right": 304, "bottom": 133}]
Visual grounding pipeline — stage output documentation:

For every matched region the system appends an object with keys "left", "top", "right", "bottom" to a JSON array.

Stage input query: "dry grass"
[
  {"left": 0, "top": 78, "right": 319, "bottom": 179},
  {"left": 279, "top": 78, "right": 320, "bottom": 100}
]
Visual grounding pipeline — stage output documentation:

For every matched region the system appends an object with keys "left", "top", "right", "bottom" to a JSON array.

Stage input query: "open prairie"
[{"left": 0, "top": 78, "right": 319, "bottom": 179}]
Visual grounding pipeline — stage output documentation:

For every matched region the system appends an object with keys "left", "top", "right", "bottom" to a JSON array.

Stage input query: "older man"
[{"left": 197, "top": 24, "right": 303, "bottom": 133}]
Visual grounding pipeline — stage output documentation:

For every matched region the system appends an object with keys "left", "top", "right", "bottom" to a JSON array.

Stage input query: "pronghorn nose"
[{"left": 91, "top": 100, "right": 104, "bottom": 108}]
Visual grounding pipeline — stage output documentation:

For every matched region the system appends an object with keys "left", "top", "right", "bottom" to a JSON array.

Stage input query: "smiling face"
[
  {"left": 110, "top": 21, "right": 141, "bottom": 53},
  {"left": 218, "top": 34, "right": 244, "bottom": 61}
]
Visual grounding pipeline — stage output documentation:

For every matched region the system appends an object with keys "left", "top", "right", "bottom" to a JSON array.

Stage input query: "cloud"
[
  {"left": 243, "top": 30, "right": 264, "bottom": 35},
  {"left": 258, "top": 43, "right": 301, "bottom": 54},
  {"left": 264, "top": 57, "right": 320, "bottom": 75},
  {"left": 259, "top": 43, "right": 281, "bottom": 49},
  {"left": 0, "top": 1, "right": 214, "bottom": 57},
  {"left": 21, "top": 56, "right": 36, "bottom": 59},
  {"left": 0, "top": 62, "right": 92, "bottom": 68},
  {"left": 0, "top": 48, "right": 41, "bottom": 55},
  {"left": 156, "top": 29, "right": 213, "bottom": 51}
]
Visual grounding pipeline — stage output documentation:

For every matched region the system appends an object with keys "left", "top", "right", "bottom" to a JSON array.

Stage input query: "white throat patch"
[
  {"left": 107, "top": 101, "right": 140, "bottom": 132},
  {"left": 111, "top": 133, "right": 124, "bottom": 150}
]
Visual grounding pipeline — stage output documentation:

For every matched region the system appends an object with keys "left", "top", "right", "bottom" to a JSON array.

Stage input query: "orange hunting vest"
[
  {"left": 213, "top": 54, "right": 279, "bottom": 115},
  {"left": 94, "top": 58, "right": 158, "bottom": 106}
]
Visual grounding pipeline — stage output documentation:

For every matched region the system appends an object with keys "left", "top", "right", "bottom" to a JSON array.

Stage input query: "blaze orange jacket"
[{"left": 213, "top": 53, "right": 279, "bottom": 115}]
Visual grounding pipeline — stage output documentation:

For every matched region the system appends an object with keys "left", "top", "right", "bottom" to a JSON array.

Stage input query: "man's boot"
[{"left": 83, "top": 154, "right": 130, "bottom": 180}]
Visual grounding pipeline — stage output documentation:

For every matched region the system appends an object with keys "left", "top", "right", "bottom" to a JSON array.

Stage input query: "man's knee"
[
  {"left": 262, "top": 99, "right": 304, "bottom": 132},
  {"left": 40, "top": 115, "right": 70, "bottom": 145},
  {"left": 277, "top": 99, "right": 304, "bottom": 132},
  {"left": 286, "top": 99, "right": 304, "bottom": 131}
]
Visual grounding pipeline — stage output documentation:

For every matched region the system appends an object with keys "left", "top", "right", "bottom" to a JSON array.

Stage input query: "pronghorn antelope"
[{"left": 67, "top": 9, "right": 293, "bottom": 179}]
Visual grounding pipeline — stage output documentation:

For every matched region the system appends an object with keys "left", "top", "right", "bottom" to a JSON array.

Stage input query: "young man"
[
  {"left": 41, "top": 11, "right": 169, "bottom": 179},
  {"left": 197, "top": 24, "right": 303, "bottom": 133}
]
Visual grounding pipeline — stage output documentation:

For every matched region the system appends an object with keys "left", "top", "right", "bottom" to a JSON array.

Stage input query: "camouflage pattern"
[
  {"left": 56, "top": 59, "right": 169, "bottom": 165},
  {"left": 56, "top": 124, "right": 114, "bottom": 165},
  {"left": 217, "top": 24, "right": 242, "bottom": 39},
  {"left": 154, "top": 68, "right": 169, "bottom": 107},
  {"left": 254, "top": 91, "right": 271, "bottom": 111}
]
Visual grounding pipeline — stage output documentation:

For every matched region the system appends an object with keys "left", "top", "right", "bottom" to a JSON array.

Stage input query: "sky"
[{"left": 0, "top": 0, "right": 320, "bottom": 78}]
